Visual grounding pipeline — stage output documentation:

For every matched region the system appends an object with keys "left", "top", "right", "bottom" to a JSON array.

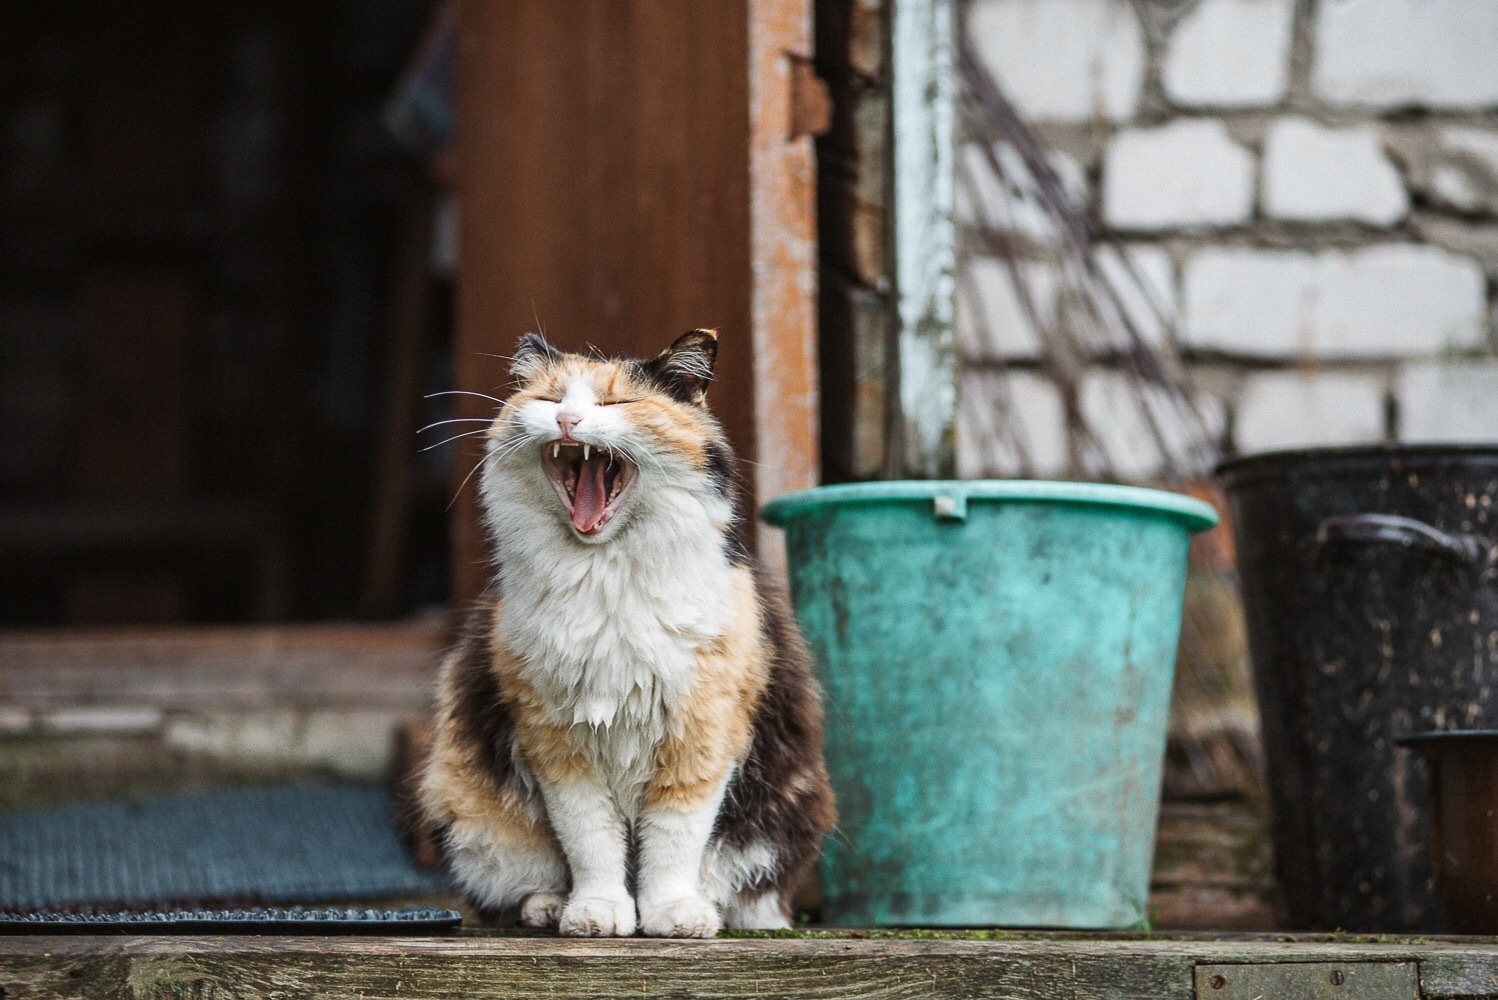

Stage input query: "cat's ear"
[
  {"left": 510, "top": 332, "right": 559, "bottom": 382},
  {"left": 647, "top": 329, "right": 718, "bottom": 403}
]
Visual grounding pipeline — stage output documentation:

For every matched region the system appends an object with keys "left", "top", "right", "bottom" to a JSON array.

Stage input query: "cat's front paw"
[
  {"left": 518, "top": 891, "right": 566, "bottom": 930},
  {"left": 639, "top": 895, "right": 722, "bottom": 938},
  {"left": 559, "top": 893, "right": 637, "bottom": 937}
]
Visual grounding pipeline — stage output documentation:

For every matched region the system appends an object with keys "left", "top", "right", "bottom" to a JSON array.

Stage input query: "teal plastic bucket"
[{"left": 762, "top": 480, "right": 1218, "bottom": 928}]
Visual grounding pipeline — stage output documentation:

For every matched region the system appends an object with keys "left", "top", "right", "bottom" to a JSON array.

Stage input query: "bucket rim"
[
  {"left": 1218, "top": 443, "right": 1498, "bottom": 484},
  {"left": 1397, "top": 729, "right": 1498, "bottom": 749},
  {"left": 759, "top": 479, "right": 1219, "bottom": 532}
]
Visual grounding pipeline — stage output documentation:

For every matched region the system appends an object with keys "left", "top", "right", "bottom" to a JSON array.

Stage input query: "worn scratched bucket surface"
[
  {"left": 762, "top": 480, "right": 1217, "bottom": 928},
  {"left": 1219, "top": 445, "right": 1498, "bottom": 932}
]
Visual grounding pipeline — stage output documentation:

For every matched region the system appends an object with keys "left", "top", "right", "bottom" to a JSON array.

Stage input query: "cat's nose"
[{"left": 556, "top": 412, "right": 581, "bottom": 441}]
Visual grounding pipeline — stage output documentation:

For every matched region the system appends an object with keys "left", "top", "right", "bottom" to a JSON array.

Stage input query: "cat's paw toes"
[
  {"left": 559, "top": 894, "right": 637, "bottom": 937},
  {"left": 639, "top": 895, "right": 722, "bottom": 938},
  {"left": 518, "top": 891, "right": 566, "bottom": 930}
]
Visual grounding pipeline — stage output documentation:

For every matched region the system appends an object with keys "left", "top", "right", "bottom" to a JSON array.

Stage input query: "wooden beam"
[
  {"left": 3, "top": 934, "right": 1498, "bottom": 999},
  {"left": 0, "top": 624, "right": 446, "bottom": 712},
  {"left": 890, "top": 0, "right": 956, "bottom": 478},
  {"left": 749, "top": 0, "right": 821, "bottom": 572}
]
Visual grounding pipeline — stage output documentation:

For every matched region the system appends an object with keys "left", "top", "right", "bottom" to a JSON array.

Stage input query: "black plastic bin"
[{"left": 1219, "top": 445, "right": 1498, "bottom": 932}]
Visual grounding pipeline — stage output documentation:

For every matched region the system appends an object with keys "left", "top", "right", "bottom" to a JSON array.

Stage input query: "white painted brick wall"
[
  {"left": 1163, "top": 0, "right": 1293, "bottom": 109},
  {"left": 1234, "top": 371, "right": 1387, "bottom": 454},
  {"left": 955, "top": 142, "right": 1089, "bottom": 243},
  {"left": 957, "top": 256, "right": 1056, "bottom": 360},
  {"left": 1428, "top": 127, "right": 1498, "bottom": 216},
  {"left": 1088, "top": 244, "right": 1177, "bottom": 348},
  {"left": 1261, "top": 117, "right": 1408, "bottom": 225},
  {"left": 1313, "top": 0, "right": 1498, "bottom": 110},
  {"left": 1103, "top": 120, "right": 1255, "bottom": 231},
  {"left": 1182, "top": 245, "right": 1487, "bottom": 359},
  {"left": 965, "top": 0, "right": 1145, "bottom": 124},
  {"left": 1079, "top": 370, "right": 1226, "bottom": 480},
  {"left": 957, "top": 368, "right": 1069, "bottom": 478},
  {"left": 1396, "top": 361, "right": 1498, "bottom": 442}
]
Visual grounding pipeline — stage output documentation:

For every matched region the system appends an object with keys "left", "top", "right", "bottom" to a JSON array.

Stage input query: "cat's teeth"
[
  {"left": 552, "top": 444, "right": 560, "bottom": 459},
  {"left": 583, "top": 445, "right": 591, "bottom": 461}
]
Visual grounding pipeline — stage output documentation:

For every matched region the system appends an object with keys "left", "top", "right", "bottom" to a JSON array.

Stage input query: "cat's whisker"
[
  {"left": 426, "top": 389, "right": 510, "bottom": 407},
  {"left": 417, "top": 418, "right": 494, "bottom": 435},
  {"left": 447, "top": 450, "right": 499, "bottom": 511},
  {"left": 421, "top": 428, "right": 495, "bottom": 453}
]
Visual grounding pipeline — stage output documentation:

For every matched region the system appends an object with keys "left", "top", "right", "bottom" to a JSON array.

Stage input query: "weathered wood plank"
[
  {"left": 0, "top": 624, "right": 447, "bottom": 712},
  {"left": 5, "top": 935, "right": 1498, "bottom": 1000}
]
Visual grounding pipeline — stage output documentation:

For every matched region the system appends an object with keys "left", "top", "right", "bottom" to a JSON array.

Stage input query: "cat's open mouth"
[{"left": 541, "top": 441, "right": 639, "bottom": 536}]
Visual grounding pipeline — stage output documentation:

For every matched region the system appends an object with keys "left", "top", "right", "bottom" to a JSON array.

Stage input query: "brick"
[
  {"left": 1428, "top": 127, "right": 1498, "bottom": 216},
  {"left": 40, "top": 706, "right": 164, "bottom": 735},
  {"left": 965, "top": 0, "right": 1145, "bottom": 124},
  {"left": 957, "top": 368, "right": 1069, "bottom": 478},
  {"left": 1079, "top": 370, "right": 1226, "bottom": 481},
  {"left": 1103, "top": 120, "right": 1255, "bottom": 231},
  {"left": 956, "top": 255, "right": 1057, "bottom": 361},
  {"left": 1088, "top": 244, "right": 1177, "bottom": 349},
  {"left": 1313, "top": 0, "right": 1498, "bottom": 110},
  {"left": 1163, "top": 0, "right": 1293, "bottom": 109},
  {"left": 955, "top": 142, "right": 1088, "bottom": 243},
  {"left": 1234, "top": 371, "right": 1387, "bottom": 454},
  {"left": 1261, "top": 117, "right": 1409, "bottom": 225},
  {"left": 1182, "top": 245, "right": 1486, "bottom": 359},
  {"left": 1407, "top": 215, "right": 1498, "bottom": 280},
  {"left": 1397, "top": 361, "right": 1498, "bottom": 443}
]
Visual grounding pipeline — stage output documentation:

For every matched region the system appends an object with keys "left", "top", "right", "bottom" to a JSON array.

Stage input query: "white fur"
[
  {"left": 541, "top": 776, "right": 636, "bottom": 936},
  {"left": 725, "top": 891, "right": 790, "bottom": 930},
  {"left": 637, "top": 775, "right": 731, "bottom": 937},
  {"left": 478, "top": 363, "right": 741, "bottom": 935},
  {"left": 443, "top": 817, "right": 567, "bottom": 914}
]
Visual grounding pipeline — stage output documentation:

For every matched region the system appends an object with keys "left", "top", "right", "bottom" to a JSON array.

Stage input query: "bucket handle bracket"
[
  {"left": 932, "top": 492, "right": 968, "bottom": 522},
  {"left": 1317, "top": 513, "right": 1492, "bottom": 565}
]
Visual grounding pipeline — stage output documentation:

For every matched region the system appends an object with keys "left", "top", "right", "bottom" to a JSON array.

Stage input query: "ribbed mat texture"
[{"left": 0, "top": 782, "right": 449, "bottom": 909}]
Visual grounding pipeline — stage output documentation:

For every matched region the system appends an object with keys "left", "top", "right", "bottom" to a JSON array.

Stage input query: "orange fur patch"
[
  {"left": 485, "top": 609, "right": 596, "bottom": 787},
  {"left": 646, "top": 567, "right": 769, "bottom": 812},
  {"left": 420, "top": 645, "right": 555, "bottom": 854}
]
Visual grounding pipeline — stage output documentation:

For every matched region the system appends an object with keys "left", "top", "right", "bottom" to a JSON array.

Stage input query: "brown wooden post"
[{"left": 451, "top": 0, "right": 819, "bottom": 603}]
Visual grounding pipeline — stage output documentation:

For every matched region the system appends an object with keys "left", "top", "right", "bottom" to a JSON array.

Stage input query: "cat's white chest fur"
[{"left": 494, "top": 483, "right": 737, "bottom": 808}]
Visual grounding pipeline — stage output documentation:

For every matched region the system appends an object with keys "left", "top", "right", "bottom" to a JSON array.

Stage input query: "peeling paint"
[
  {"left": 891, "top": 0, "right": 956, "bottom": 478},
  {"left": 750, "top": 0, "right": 821, "bottom": 575}
]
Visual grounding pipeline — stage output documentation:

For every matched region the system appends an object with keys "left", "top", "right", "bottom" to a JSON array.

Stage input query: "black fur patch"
[
  {"left": 637, "top": 330, "right": 717, "bottom": 404},
  {"left": 713, "top": 574, "right": 837, "bottom": 895},
  {"left": 704, "top": 439, "right": 734, "bottom": 497},
  {"left": 448, "top": 605, "right": 520, "bottom": 793}
]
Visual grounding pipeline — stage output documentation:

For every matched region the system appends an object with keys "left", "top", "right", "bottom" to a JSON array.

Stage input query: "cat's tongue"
[{"left": 571, "top": 454, "right": 609, "bottom": 533}]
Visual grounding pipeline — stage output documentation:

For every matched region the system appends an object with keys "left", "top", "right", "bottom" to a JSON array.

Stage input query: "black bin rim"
[
  {"left": 1397, "top": 730, "right": 1498, "bottom": 749},
  {"left": 1217, "top": 443, "right": 1498, "bottom": 487}
]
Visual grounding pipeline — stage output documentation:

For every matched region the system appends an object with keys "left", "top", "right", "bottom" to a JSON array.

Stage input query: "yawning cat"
[{"left": 417, "top": 329, "right": 834, "bottom": 937}]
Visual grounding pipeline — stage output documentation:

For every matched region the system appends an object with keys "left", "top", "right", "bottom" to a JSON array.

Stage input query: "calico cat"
[{"left": 417, "top": 329, "right": 834, "bottom": 937}]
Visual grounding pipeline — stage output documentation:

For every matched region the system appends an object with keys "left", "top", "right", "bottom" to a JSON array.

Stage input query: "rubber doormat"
[{"left": 0, "top": 782, "right": 450, "bottom": 910}]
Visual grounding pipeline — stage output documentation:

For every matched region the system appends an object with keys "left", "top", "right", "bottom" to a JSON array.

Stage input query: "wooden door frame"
[{"left": 450, "top": 0, "right": 820, "bottom": 602}]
